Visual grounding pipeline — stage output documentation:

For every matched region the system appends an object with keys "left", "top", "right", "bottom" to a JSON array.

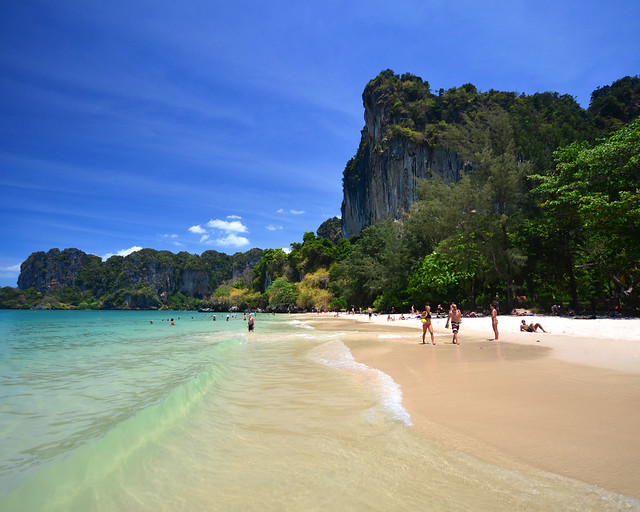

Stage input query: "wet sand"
[{"left": 304, "top": 313, "right": 640, "bottom": 498}]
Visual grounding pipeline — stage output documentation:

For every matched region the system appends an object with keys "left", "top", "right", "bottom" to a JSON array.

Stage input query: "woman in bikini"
[{"left": 421, "top": 306, "right": 435, "bottom": 345}]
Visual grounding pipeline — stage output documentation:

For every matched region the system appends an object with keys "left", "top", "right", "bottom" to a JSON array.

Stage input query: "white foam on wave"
[
  {"left": 309, "top": 340, "right": 412, "bottom": 426},
  {"left": 289, "top": 320, "right": 315, "bottom": 330}
]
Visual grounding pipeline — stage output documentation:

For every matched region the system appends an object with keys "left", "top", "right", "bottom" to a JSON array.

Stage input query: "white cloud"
[
  {"left": 215, "top": 233, "right": 250, "bottom": 248},
  {"left": 276, "top": 208, "right": 305, "bottom": 215},
  {"left": 207, "top": 219, "right": 248, "bottom": 233},
  {"left": 282, "top": 247, "right": 292, "bottom": 254},
  {"left": 188, "top": 225, "right": 206, "bottom": 234},
  {"left": 102, "top": 246, "right": 143, "bottom": 261},
  {"left": 266, "top": 224, "right": 283, "bottom": 231},
  {"left": 163, "top": 233, "right": 179, "bottom": 239},
  {"left": 0, "top": 263, "right": 21, "bottom": 278},
  {"left": 188, "top": 217, "right": 251, "bottom": 247}
]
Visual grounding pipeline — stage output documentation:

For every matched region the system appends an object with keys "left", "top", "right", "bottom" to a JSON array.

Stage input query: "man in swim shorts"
[
  {"left": 451, "top": 307, "right": 462, "bottom": 345},
  {"left": 445, "top": 303, "right": 456, "bottom": 329}
]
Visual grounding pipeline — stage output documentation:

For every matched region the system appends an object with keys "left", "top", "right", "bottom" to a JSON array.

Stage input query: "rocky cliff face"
[
  {"left": 123, "top": 250, "right": 179, "bottom": 297},
  {"left": 17, "top": 247, "right": 263, "bottom": 306},
  {"left": 231, "top": 248, "right": 264, "bottom": 281},
  {"left": 341, "top": 85, "right": 463, "bottom": 238},
  {"left": 18, "top": 248, "right": 96, "bottom": 292},
  {"left": 178, "top": 269, "right": 210, "bottom": 298}
]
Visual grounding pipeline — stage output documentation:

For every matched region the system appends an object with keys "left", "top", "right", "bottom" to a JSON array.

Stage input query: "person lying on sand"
[{"left": 520, "top": 319, "right": 547, "bottom": 333}]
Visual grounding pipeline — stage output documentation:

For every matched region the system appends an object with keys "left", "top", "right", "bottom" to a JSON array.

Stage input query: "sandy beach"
[{"left": 304, "top": 311, "right": 640, "bottom": 499}]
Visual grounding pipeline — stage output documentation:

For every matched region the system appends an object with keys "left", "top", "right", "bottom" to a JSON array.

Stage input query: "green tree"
[
  {"left": 531, "top": 117, "right": 640, "bottom": 310},
  {"left": 337, "top": 219, "right": 414, "bottom": 309},
  {"left": 441, "top": 107, "right": 530, "bottom": 309},
  {"left": 266, "top": 277, "right": 298, "bottom": 310}
]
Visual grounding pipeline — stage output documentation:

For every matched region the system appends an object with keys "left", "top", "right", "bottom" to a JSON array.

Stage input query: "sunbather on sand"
[{"left": 520, "top": 319, "right": 547, "bottom": 333}]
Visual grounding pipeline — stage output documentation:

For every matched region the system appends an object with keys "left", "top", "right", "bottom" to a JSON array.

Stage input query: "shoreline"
[{"left": 303, "top": 312, "right": 640, "bottom": 499}]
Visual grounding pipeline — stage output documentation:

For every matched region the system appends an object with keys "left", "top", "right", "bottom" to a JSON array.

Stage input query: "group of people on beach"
[
  {"left": 418, "top": 302, "right": 546, "bottom": 346},
  {"left": 419, "top": 303, "right": 463, "bottom": 345}
]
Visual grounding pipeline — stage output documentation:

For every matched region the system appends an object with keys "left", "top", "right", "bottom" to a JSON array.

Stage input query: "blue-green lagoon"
[{"left": 0, "top": 310, "right": 636, "bottom": 511}]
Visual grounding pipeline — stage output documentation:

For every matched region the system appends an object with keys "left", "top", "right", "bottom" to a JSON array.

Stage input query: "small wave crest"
[
  {"left": 309, "top": 340, "right": 412, "bottom": 426},
  {"left": 289, "top": 320, "right": 314, "bottom": 330}
]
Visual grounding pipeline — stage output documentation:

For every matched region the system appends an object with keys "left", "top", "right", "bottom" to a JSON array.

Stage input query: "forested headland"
[{"left": 3, "top": 72, "right": 639, "bottom": 315}]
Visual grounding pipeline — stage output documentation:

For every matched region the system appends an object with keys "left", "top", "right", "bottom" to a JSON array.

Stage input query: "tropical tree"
[
  {"left": 266, "top": 277, "right": 298, "bottom": 311},
  {"left": 532, "top": 117, "right": 640, "bottom": 309},
  {"left": 337, "top": 218, "right": 415, "bottom": 310}
]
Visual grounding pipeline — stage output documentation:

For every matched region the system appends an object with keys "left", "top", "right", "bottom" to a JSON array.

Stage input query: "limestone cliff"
[
  {"left": 341, "top": 72, "right": 463, "bottom": 238},
  {"left": 17, "top": 247, "right": 263, "bottom": 308},
  {"left": 18, "top": 248, "right": 99, "bottom": 292},
  {"left": 340, "top": 68, "right": 608, "bottom": 238}
]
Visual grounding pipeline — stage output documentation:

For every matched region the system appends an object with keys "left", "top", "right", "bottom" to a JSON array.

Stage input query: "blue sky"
[{"left": 1, "top": 0, "right": 638, "bottom": 287}]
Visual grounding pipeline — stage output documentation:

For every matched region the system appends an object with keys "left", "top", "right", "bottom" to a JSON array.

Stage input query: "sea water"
[{"left": 0, "top": 310, "right": 637, "bottom": 511}]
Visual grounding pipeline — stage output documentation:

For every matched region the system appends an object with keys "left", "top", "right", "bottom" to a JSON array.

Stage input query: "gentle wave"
[
  {"left": 0, "top": 336, "right": 243, "bottom": 510},
  {"left": 288, "top": 320, "right": 314, "bottom": 330},
  {"left": 309, "top": 339, "right": 412, "bottom": 426}
]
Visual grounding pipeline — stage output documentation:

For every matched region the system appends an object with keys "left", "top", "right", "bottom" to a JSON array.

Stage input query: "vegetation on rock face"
[
  {"left": 353, "top": 69, "right": 602, "bottom": 184},
  {"left": 5, "top": 71, "right": 639, "bottom": 315},
  {"left": 4, "top": 248, "right": 262, "bottom": 310}
]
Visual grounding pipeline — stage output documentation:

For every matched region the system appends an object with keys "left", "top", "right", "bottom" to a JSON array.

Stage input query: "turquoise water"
[{"left": 0, "top": 310, "right": 637, "bottom": 511}]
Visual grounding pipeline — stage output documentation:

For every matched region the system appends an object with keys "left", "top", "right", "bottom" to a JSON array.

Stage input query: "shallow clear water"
[{"left": 0, "top": 310, "right": 637, "bottom": 511}]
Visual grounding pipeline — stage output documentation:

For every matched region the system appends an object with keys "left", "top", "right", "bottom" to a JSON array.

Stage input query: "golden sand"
[{"left": 304, "top": 312, "right": 640, "bottom": 498}]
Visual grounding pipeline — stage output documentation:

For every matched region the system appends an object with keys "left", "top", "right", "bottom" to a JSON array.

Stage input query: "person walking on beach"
[
  {"left": 451, "top": 306, "right": 462, "bottom": 344},
  {"left": 490, "top": 304, "right": 499, "bottom": 340},
  {"left": 368, "top": 307, "right": 373, "bottom": 320},
  {"left": 445, "top": 303, "right": 456, "bottom": 329},
  {"left": 420, "top": 306, "right": 435, "bottom": 345}
]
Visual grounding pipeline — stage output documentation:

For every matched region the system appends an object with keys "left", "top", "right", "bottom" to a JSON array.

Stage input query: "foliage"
[
  {"left": 357, "top": 69, "right": 598, "bottom": 180},
  {"left": 266, "top": 277, "right": 298, "bottom": 310},
  {"left": 316, "top": 217, "right": 343, "bottom": 244},
  {"left": 296, "top": 269, "right": 333, "bottom": 311},
  {"left": 335, "top": 218, "right": 416, "bottom": 310},
  {"left": 588, "top": 76, "right": 640, "bottom": 135},
  {"left": 531, "top": 117, "right": 640, "bottom": 309},
  {"left": 251, "top": 248, "right": 291, "bottom": 292}
]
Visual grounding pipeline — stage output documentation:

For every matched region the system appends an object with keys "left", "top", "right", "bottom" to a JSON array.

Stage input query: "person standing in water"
[
  {"left": 490, "top": 303, "right": 499, "bottom": 340},
  {"left": 420, "top": 306, "right": 435, "bottom": 345},
  {"left": 247, "top": 314, "right": 255, "bottom": 332}
]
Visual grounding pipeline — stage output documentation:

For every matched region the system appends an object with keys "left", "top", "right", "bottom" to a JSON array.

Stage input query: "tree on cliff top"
[{"left": 588, "top": 76, "right": 640, "bottom": 135}]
